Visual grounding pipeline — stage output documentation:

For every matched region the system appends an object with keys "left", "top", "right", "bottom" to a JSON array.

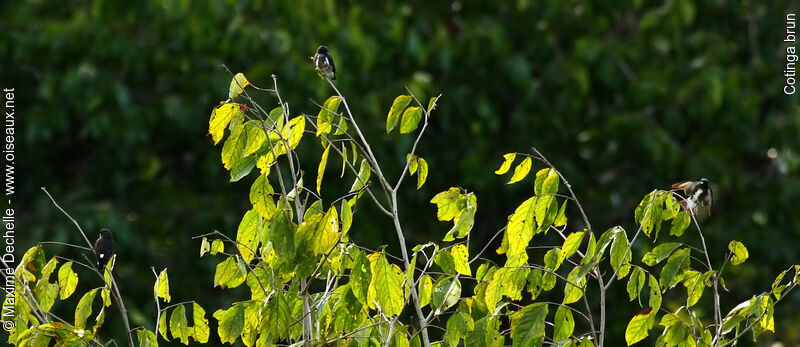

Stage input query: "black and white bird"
[
  {"left": 94, "top": 229, "right": 115, "bottom": 270},
  {"left": 671, "top": 178, "right": 713, "bottom": 216},
  {"left": 313, "top": 45, "right": 336, "bottom": 80}
]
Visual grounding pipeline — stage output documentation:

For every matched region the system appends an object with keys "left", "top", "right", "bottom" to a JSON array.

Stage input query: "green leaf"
[
  {"left": 136, "top": 329, "right": 159, "bottom": 347},
  {"left": 627, "top": 267, "right": 645, "bottom": 301},
  {"left": 554, "top": 200, "right": 568, "bottom": 227},
  {"left": 416, "top": 157, "right": 428, "bottom": 189},
  {"left": 210, "top": 239, "right": 225, "bottom": 255},
  {"left": 400, "top": 106, "right": 423, "bottom": 133},
  {"left": 641, "top": 242, "right": 681, "bottom": 266},
  {"left": 310, "top": 206, "right": 340, "bottom": 255},
  {"left": 669, "top": 211, "right": 691, "bottom": 236},
  {"left": 236, "top": 209, "right": 261, "bottom": 263},
  {"left": 213, "top": 303, "right": 245, "bottom": 344},
  {"left": 659, "top": 248, "right": 690, "bottom": 290},
  {"left": 451, "top": 244, "right": 472, "bottom": 276},
  {"left": 75, "top": 288, "right": 98, "bottom": 329},
  {"left": 387, "top": 95, "right": 413, "bottom": 133},
  {"left": 684, "top": 270, "right": 706, "bottom": 307},
  {"left": 316, "top": 96, "right": 342, "bottom": 136},
  {"left": 427, "top": 96, "right": 440, "bottom": 113},
  {"left": 432, "top": 276, "right": 461, "bottom": 314},
  {"left": 554, "top": 304, "right": 575, "bottom": 341},
  {"left": 368, "top": 252, "right": 404, "bottom": 316},
  {"left": 562, "top": 231, "right": 585, "bottom": 258},
  {"left": 228, "top": 72, "right": 250, "bottom": 99},
  {"left": 511, "top": 302, "right": 548, "bottom": 346},
  {"left": 169, "top": 304, "right": 189, "bottom": 344},
  {"left": 209, "top": 103, "right": 243, "bottom": 145},
  {"left": 341, "top": 200, "right": 353, "bottom": 238},
  {"left": 350, "top": 159, "right": 371, "bottom": 192},
  {"left": 648, "top": 275, "right": 662, "bottom": 311},
  {"left": 446, "top": 312, "right": 473, "bottom": 347},
  {"left": 625, "top": 308, "right": 655, "bottom": 345},
  {"left": 214, "top": 256, "right": 247, "bottom": 289},
  {"left": 563, "top": 266, "right": 586, "bottom": 304},
  {"left": 728, "top": 240, "right": 749, "bottom": 265},
  {"left": 316, "top": 142, "right": 331, "bottom": 194},
  {"left": 544, "top": 248, "right": 564, "bottom": 272},
  {"left": 498, "top": 197, "right": 535, "bottom": 263},
  {"left": 155, "top": 269, "right": 171, "bottom": 303},
  {"left": 418, "top": 274, "right": 433, "bottom": 308},
  {"left": 200, "top": 237, "right": 211, "bottom": 257},
  {"left": 610, "top": 231, "right": 632, "bottom": 279},
  {"left": 250, "top": 174, "right": 277, "bottom": 220},
  {"left": 229, "top": 155, "right": 255, "bottom": 182},
  {"left": 57, "top": 262, "right": 78, "bottom": 300},
  {"left": 192, "top": 302, "right": 210, "bottom": 343},
  {"left": 435, "top": 250, "right": 456, "bottom": 275},
  {"left": 159, "top": 308, "right": 170, "bottom": 340},
  {"left": 507, "top": 157, "right": 532, "bottom": 184},
  {"left": 494, "top": 153, "right": 516, "bottom": 175},
  {"left": 349, "top": 249, "right": 371, "bottom": 305},
  {"left": 635, "top": 190, "right": 666, "bottom": 238}
]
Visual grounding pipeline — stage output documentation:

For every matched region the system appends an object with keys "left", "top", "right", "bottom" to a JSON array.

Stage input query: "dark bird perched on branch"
[
  {"left": 312, "top": 45, "right": 336, "bottom": 80},
  {"left": 671, "top": 178, "right": 713, "bottom": 216},
  {"left": 94, "top": 229, "right": 115, "bottom": 270}
]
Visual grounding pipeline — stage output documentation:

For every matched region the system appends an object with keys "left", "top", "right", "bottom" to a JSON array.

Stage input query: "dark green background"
[{"left": 3, "top": 0, "right": 799, "bottom": 345}]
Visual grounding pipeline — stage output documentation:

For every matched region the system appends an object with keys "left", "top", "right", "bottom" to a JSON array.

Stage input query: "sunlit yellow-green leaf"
[
  {"left": 660, "top": 248, "right": 690, "bottom": 290},
  {"left": 494, "top": 153, "right": 516, "bottom": 175},
  {"left": 400, "top": 106, "right": 423, "bottom": 134},
  {"left": 387, "top": 95, "right": 413, "bottom": 133},
  {"left": 553, "top": 304, "right": 575, "bottom": 341},
  {"left": 625, "top": 309, "right": 655, "bottom": 345},
  {"left": 249, "top": 174, "right": 277, "bottom": 220},
  {"left": 316, "top": 142, "right": 331, "bottom": 194},
  {"left": 451, "top": 244, "right": 472, "bottom": 276},
  {"left": 728, "top": 240, "right": 749, "bottom": 265},
  {"left": 169, "top": 304, "right": 189, "bottom": 344},
  {"left": 418, "top": 274, "right": 433, "bottom": 308},
  {"left": 368, "top": 252, "right": 404, "bottom": 316},
  {"left": 627, "top": 267, "right": 645, "bottom": 301},
  {"left": 511, "top": 302, "right": 548, "bottom": 346},
  {"left": 610, "top": 231, "right": 632, "bottom": 279},
  {"left": 228, "top": 72, "right": 250, "bottom": 99},
  {"left": 155, "top": 269, "right": 171, "bottom": 303},
  {"left": 563, "top": 267, "right": 585, "bottom": 304},
  {"left": 136, "top": 329, "right": 159, "bottom": 347},
  {"left": 350, "top": 159, "right": 371, "bottom": 192},
  {"left": 213, "top": 303, "right": 245, "bottom": 344},
  {"left": 649, "top": 275, "right": 662, "bottom": 311},
  {"left": 214, "top": 256, "right": 247, "bottom": 289},
  {"left": 562, "top": 231, "right": 585, "bottom": 259},
  {"left": 416, "top": 157, "right": 428, "bottom": 189},
  {"left": 57, "top": 261, "right": 78, "bottom": 300},
  {"left": 192, "top": 302, "right": 210, "bottom": 343},
  {"left": 507, "top": 157, "right": 532, "bottom": 184},
  {"left": 316, "top": 96, "right": 342, "bottom": 136},
  {"left": 209, "top": 103, "right": 243, "bottom": 145},
  {"left": 75, "top": 289, "right": 98, "bottom": 329},
  {"left": 236, "top": 209, "right": 261, "bottom": 263},
  {"left": 432, "top": 276, "right": 461, "bottom": 315}
]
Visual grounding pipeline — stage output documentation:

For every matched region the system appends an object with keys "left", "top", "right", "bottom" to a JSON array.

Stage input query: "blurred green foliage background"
[{"left": 3, "top": 0, "right": 799, "bottom": 345}]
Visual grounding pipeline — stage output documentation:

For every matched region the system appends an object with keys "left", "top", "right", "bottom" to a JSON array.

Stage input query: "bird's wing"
[{"left": 671, "top": 181, "right": 693, "bottom": 193}]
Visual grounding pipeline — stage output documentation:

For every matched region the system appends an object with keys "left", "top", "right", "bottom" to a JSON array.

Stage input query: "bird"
[
  {"left": 94, "top": 229, "right": 115, "bottom": 270},
  {"left": 312, "top": 45, "right": 336, "bottom": 80},
  {"left": 671, "top": 178, "right": 713, "bottom": 216}
]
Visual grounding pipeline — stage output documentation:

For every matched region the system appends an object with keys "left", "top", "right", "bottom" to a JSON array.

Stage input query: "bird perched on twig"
[
  {"left": 312, "top": 45, "right": 336, "bottom": 80},
  {"left": 94, "top": 229, "right": 115, "bottom": 270},
  {"left": 671, "top": 178, "right": 713, "bottom": 216}
]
